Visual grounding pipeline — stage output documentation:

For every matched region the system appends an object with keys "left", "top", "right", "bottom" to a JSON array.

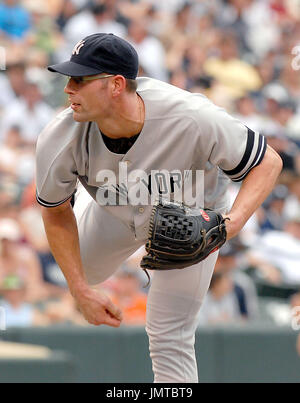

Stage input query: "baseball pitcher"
[{"left": 35, "top": 33, "right": 282, "bottom": 382}]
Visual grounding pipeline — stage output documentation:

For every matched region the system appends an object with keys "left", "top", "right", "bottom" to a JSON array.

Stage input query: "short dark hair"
[
  {"left": 100, "top": 76, "right": 137, "bottom": 93},
  {"left": 125, "top": 78, "right": 137, "bottom": 93}
]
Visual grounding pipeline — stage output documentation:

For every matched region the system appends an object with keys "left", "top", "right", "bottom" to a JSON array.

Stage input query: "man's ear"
[{"left": 111, "top": 75, "right": 126, "bottom": 97}]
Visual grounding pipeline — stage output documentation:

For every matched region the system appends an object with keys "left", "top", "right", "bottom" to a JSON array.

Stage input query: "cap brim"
[{"left": 48, "top": 61, "right": 103, "bottom": 76}]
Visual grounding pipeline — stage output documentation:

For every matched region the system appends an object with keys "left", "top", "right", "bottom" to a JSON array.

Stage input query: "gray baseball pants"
[{"left": 74, "top": 184, "right": 217, "bottom": 382}]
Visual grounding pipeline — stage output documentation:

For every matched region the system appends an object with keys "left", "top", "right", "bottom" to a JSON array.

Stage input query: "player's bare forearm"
[
  {"left": 41, "top": 200, "right": 88, "bottom": 297},
  {"left": 225, "top": 145, "right": 283, "bottom": 240},
  {"left": 41, "top": 201, "right": 123, "bottom": 327}
]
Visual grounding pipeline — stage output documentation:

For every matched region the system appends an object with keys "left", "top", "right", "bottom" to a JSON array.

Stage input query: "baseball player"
[{"left": 35, "top": 33, "right": 282, "bottom": 383}]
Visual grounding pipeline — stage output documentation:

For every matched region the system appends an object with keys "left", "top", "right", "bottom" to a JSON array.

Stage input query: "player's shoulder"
[
  {"left": 40, "top": 106, "right": 75, "bottom": 130},
  {"left": 136, "top": 77, "right": 225, "bottom": 121},
  {"left": 137, "top": 76, "right": 201, "bottom": 101},
  {"left": 36, "top": 106, "right": 87, "bottom": 149}
]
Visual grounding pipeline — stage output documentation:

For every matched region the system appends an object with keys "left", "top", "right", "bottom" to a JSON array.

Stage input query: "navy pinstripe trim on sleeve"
[
  {"left": 231, "top": 134, "right": 267, "bottom": 182},
  {"left": 222, "top": 126, "right": 267, "bottom": 182},
  {"left": 222, "top": 127, "right": 255, "bottom": 177},
  {"left": 230, "top": 134, "right": 267, "bottom": 182},
  {"left": 36, "top": 191, "right": 73, "bottom": 208}
]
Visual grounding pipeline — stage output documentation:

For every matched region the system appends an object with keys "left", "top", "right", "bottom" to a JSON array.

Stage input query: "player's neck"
[{"left": 96, "top": 93, "right": 144, "bottom": 139}]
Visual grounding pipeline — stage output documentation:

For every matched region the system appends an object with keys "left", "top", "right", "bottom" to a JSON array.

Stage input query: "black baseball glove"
[{"left": 140, "top": 199, "right": 228, "bottom": 272}]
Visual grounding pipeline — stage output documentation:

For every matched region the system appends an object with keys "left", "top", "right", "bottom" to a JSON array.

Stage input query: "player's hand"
[
  {"left": 222, "top": 214, "right": 241, "bottom": 241},
  {"left": 73, "top": 287, "right": 123, "bottom": 327}
]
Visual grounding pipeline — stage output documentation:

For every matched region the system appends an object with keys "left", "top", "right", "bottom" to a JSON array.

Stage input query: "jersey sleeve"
[
  {"left": 220, "top": 125, "right": 266, "bottom": 182},
  {"left": 35, "top": 110, "right": 78, "bottom": 208},
  {"left": 196, "top": 102, "right": 267, "bottom": 182}
]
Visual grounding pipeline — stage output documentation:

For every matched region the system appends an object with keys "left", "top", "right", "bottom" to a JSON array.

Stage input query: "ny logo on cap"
[{"left": 72, "top": 40, "right": 85, "bottom": 55}]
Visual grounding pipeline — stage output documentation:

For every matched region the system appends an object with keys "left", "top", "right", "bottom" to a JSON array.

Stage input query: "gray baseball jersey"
[{"left": 36, "top": 77, "right": 266, "bottom": 240}]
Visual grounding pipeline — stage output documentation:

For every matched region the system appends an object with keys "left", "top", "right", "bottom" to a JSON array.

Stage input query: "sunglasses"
[{"left": 68, "top": 74, "right": 115, "bottom": 84}]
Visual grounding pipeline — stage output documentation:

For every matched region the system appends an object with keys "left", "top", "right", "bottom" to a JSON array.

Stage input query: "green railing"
[{"left": 0, "top": 323, "right": 299, "bottom": 383}]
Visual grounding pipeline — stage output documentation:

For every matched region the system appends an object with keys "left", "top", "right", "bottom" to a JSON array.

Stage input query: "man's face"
[{"left": 64, "top": 76, "right": 112, "bottom": 123}]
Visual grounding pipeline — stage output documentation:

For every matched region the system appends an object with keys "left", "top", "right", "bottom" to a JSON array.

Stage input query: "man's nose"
[{"left": 64, "top": 79, "right": 76, "bottom": 94}]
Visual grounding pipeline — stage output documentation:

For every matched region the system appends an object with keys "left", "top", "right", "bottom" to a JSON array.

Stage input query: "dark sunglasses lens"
[{"left": 70, "top": 77, "right": 82, "bottom": 84}]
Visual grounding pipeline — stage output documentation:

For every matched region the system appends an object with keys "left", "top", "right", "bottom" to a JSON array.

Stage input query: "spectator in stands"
[
  {"left": 56, "top": 0, "right": 80, "bottom": 31},
  {"left": 126, "top": 17, "right": 168, "bottom": 81},
  {"left": 56, "top": 2, "right": 126, "bottom": 62},
  {"left": 283, "top": 174, "right": 300, "bottom": 221},
  {"left": 0, "top": 124, "right": 36, "bottom": 194},
  {"left": 0, "top": 217, "right": 50, "bottom": 302},
  {"left": 278, "top": 54, "right": 300, "bottom": 106},
  {"left": 0, "top": 0, "right": 31, "bottom": 41},
  {"left": 233, "top": 95, "right": 267, "bottom": 132},
  {"left": 0, "top": 273, "right": 49, "bottom": 327},
  {"left": 239, "top": 0, "right": 282, "bottom": 59},
  {"left": 198, "top": 271, "right": 248, "bottom": 325},
  {"left": 255, "top": 52, "right": 278, "bottom": 89},
  {"left": 0, "top": 72, "right": 17, "bottom": 110},
  {"left": 0, "top": 81, "right": 55, "bottom": 145},
  {"left": 248, "top": 214, "right": 300, "bottom": 286},
  {"left": 259, "top": 184, "right": 289, "bottom": 232},
  {"left": 214, "top": 238, "right": 260, "bottom": 321},
  {"left": 1, "top": 61, "right": 27, "bottom": 100},
  {"left": 108, "top": 265, "right": 147, "bottom": 326},
  {"left": 203, "top": 32, "right": 262, "bottom": 99},
  {"left": 25, "top": 0, "right": 62, "bottom": 57},
  {"left": 0, "top": 125, "right": 24, "bottom": 178}
]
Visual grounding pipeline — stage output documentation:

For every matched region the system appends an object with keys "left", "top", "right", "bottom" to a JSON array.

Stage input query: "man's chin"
[{"left": 72, "top": 112, "right": 88, "bottom": 122}]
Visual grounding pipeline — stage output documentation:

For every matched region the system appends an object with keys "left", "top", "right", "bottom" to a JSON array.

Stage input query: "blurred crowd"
[{"left": 0, "top": 0, "right": 299, "bottom": 332}]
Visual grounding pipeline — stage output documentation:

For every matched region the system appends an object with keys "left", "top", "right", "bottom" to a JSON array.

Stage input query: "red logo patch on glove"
[{"left": 200, "top": 209, "right": 210, "bottom": 222}]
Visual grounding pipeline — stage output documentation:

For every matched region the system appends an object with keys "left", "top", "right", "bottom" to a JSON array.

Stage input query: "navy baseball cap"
[{"left": 48, "top": 33, "right": 139, "bottom": 79}]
